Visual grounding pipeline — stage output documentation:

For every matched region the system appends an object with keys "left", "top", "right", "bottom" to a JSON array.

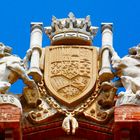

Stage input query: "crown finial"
[
  {"left": 68, "top": 12, "right": 75, "bottom": 19},
  {"left": 52, "top": 16, "right": 56, "bottom": 21},
  {"left": 44, "top": 12, "right": 98, "bottom": 45}
]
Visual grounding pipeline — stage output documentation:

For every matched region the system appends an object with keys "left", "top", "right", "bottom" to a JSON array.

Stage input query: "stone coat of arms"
[
  {"left": 1, "top": 13, "right": 140, "bottom": 138},
  {"left": 44, "top": 45, "right": 98, "bottom": 105}
]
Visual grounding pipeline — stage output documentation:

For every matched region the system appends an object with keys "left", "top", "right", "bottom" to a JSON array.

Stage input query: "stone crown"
[{"left": 44, "top": 12, "right": 98, "bottom": 45}]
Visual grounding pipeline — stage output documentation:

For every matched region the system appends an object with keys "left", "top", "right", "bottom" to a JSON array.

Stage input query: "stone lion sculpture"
[
  {"left": 111, "top": 44, "right": 140, "bottom": 95},
  {"left": 111, "top": 44, "right": 140, "bottom": 105},
  {"left": 0, "top": 43, "right": 35, "bottom": 94}
]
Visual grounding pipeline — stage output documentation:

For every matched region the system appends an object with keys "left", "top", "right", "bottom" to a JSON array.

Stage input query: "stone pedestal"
[
  {"left": 0, "top": 104, "right": 22, "bottom": 140},
  {"left": 114, "top": 105, "right": 140, "bottom": 140},
  {"left": 0, "top": 94, "right": 22, "bottom": 140}
]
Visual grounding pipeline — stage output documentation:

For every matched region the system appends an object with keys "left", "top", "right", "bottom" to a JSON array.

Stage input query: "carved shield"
[{"left": 44, "top": 46, "right": 98, "bottom": 106}]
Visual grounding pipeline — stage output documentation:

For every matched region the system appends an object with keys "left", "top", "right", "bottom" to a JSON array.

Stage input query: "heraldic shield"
[{"left": 44, "top": 45, "right": 98, "bottom": 106}]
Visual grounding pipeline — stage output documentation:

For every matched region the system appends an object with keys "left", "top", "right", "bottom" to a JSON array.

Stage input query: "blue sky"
[{"left": 0, "top": 0, "right": 140, "bottom": 93}]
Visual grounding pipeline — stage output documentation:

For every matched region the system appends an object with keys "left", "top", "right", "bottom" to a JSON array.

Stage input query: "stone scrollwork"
[
  {"left": 27, "top": 99, "right": 57, "bottom": 124},
  {"left": 84, "top": 82, "right": 116, "bottom": 123}
]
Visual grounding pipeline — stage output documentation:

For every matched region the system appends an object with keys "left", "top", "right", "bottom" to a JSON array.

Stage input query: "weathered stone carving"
[
  {"left": 99, "top": 23, "right": 114, "bottom": 82},
  {"left": 0, "top": 43, "right": 35, "bottom": 94},
  {"left": 0, "top": 94, "right": 22, "bottom": 109},
  {"left": 0, "top": 13, "right": 115, "bottom": 136},
  {"left": 27, "top": 23, "right": 43, "bottom": 82},
  {"left": 31, "top": 79, "right": 100, "bottom": 134},
  {"left": 111, "top": 44, "right": 140, "bottom": 106},
  {"left": 44, "top": 45, "right": 98, "bottom": 106},
  {"left": 2, "top": 12, "right": 140, "bottom": 140},
  {"left": 62, "top": 114, "right": 78, "bottom": 135},
  {"left": 27, "top": 99, "right": 57, "bottom": 124},
  {"left": 44, "top": 12, "right": 98, "bottom": 45},
  {"left": 23, "top": 86, "right": 40, "bottom": 107},
  {"left": 84, "top": 82, "right": 116, "bottom": 123},
  {"left": 22, "top": 13, "right": 116, "bottom": 135}
]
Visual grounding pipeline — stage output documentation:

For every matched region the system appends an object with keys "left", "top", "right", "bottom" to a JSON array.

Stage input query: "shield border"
[{"left": 44, "top": 46, "right": 98, "bottom": 106}]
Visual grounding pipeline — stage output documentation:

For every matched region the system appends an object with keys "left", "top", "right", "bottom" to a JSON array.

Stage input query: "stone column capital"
[{"left": 101, "top": 23, "right": 113, "bottom": 32}]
